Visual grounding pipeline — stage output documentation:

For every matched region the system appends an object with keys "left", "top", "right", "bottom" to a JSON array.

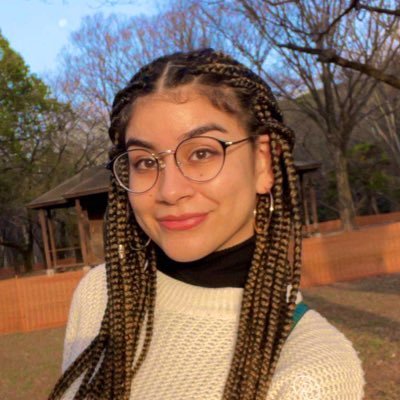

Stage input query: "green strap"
[{"left": 290, "top": 302, "right": 309, "bottom": 333}]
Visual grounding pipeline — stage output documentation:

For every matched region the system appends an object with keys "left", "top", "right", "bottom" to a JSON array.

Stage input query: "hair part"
[
  {"left": 111, "top": 84, "right": 263, "bottom": 156},
  {"left": 49, "top": 48, "right": 302, "bottom": 400}
]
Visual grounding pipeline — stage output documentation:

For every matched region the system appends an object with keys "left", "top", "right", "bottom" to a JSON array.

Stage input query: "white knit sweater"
[{"left": 61, "top": 264, "right": 365, "bottom": 399}]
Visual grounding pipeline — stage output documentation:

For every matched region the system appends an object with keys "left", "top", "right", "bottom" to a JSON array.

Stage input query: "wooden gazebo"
[
  {"left": 28, "top": 160, "right": 321, "bottom": 273},
  {"left": 27, "top": 166, "right": 109, "bottom": 273}
]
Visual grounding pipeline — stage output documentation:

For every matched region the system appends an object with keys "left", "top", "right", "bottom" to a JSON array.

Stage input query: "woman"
[{"left": 50, "top": 49, "right": 365, "bottom": 399}]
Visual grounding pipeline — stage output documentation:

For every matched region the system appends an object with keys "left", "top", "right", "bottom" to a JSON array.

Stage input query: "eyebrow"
[{"left": 125, "top": 123, "right": 228, "bottom": 150}]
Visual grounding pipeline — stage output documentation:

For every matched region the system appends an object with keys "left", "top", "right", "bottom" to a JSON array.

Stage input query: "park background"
[{"left": 0, "top": 0, "right": 399, "bottom": 399}]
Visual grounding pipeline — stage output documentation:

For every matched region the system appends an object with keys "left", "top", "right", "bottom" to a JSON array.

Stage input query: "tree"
[
  {"left": 101, "top": 0, "right": 400, "bottom": 85},
  {"left": 275, "top": 0, "right": 400, "bottom": 89},
  {"left": 0, "top": 31, "right": 75, "bottom": 273},
  {"left": 366, "top": 85, "right": 400, "bottom": 174}
]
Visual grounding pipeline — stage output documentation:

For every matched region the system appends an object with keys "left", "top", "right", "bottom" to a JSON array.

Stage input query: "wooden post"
[
  {"left": 300, "top": 172, "right": 311, "bottom": 236},
  {"left": 38, "top": 209, "right": 52, "bottom": 270},
  {"left": 309, "top": 179, "right": 320, "bottom": 235},
  {"left": 47, "top": 209, "right": 57, "bottom": 268},
  {"left": 301, "top": 173, "right": 311, "bottom": 228},
  {"left": 75, "top": 199, "right": 89, "bottom": 266}
]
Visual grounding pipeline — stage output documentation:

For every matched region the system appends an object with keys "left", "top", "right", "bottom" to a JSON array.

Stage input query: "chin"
[
  {"left": 163, "top": 249, "right": 207, "bottom": 263},
  {"left": 158, "top": 240, "right": 213, "bottom": 262}
]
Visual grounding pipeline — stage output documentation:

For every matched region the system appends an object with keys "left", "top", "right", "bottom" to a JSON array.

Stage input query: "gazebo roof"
[
  {"left": 63, "top": 165, "right": 110, "bottom": 199},
  {"left": 293, "top": 143, "right": 322, "bottom": 172},
  {"left": 27, "top": 165, "right": 110, "bottom": 209},
  {"left": 294, "top": 160, "right": 321, "bottom": 172},
  {"left": 27, "top": 158, "right": 320, "bottom": 210}
]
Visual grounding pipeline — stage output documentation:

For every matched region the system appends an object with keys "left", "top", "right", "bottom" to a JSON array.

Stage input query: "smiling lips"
[{"left": 158, "top": 213, "right": 208, "bottom": 230}]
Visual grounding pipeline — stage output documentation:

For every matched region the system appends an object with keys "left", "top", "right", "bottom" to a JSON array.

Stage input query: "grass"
[
  {"left": 0, "top": 326, "right": 64, "bottom": 400},
  {"left": 302, "top": 273, "right": 400, "bottom": 400},
  {"left": 0, "top": 273, "right": 398, "bottom": 399}
]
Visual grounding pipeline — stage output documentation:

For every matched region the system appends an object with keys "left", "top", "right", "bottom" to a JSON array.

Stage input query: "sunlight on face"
[{"left": 126, "top": 88, "right": 273, "bottom": 261}]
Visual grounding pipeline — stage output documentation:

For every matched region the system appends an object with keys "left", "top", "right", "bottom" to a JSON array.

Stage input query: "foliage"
[
  {"left": 318, "top": 141, "right": 399, "bottom": 220},
  {"left": 0, "top": 31, "right": 76, "bottom": 272},
  {"left": 347, "top": 142, "right": 398, "bottom": 214},
  {"left": 0, "top": 31, "right": 74, "bottom": 209}
]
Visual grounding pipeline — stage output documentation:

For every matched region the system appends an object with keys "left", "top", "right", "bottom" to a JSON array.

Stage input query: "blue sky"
[{"left": 0, "top": 0, "right": 160, "bottom": 76}]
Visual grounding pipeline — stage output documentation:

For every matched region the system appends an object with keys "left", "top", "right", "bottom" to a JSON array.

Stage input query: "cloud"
[{"left": 58, "top": 18, "right": 68, "bottom": 28}]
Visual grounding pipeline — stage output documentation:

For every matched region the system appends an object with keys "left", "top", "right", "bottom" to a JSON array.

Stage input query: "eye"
[
  {"left": 131, "top": 157, "right": 158, "bottom": 171},
  {"left": 189, "top": 147, "right": 218, "bottom": 162}
]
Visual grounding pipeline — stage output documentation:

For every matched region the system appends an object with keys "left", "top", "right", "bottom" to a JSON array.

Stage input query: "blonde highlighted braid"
[{"left": 49, "top": 49, "right": 302, "bottom": 400}]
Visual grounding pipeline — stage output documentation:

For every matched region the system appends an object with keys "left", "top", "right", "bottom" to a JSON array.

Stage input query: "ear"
[{"left": 254, "top": 135, "right": 274, "bottom": 195}]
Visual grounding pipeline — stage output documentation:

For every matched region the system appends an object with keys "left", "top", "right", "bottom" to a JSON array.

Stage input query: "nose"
[{"left": 156, "top": 155, "right": 195, "bottom": 204}]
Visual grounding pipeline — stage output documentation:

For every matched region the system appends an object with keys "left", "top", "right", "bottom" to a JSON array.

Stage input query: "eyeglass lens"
[{"left": 114, "top": 137, "right": 226, "bottom": 193}]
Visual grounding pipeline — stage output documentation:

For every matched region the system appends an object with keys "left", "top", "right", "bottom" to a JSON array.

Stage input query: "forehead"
[{"left": 125, "top": 89, "right": 246, "bottom": 146}]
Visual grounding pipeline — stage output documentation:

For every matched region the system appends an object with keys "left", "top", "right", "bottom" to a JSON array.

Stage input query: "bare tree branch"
[
  {"left": 315, "top": 0, "right": 400, "bottom": 40},
  {"left": 315, "top": 0, "right": 359, "bottom": 39},
  {"left": 279, "top": 43, "right": 400, "bottom": 89},
  {"left": 356, "top": 1, "right": 400, "bottom": 16}
]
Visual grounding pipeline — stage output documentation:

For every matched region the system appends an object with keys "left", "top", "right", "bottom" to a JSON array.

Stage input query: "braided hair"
[{"left": 49, "top": 48, "right": 302, "bottom": 400}]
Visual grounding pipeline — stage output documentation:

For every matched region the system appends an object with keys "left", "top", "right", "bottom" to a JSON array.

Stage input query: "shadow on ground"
[
  {"left": 324, "top": 273, "right": 400, "bottom": 296},
  {"left": 302, "top": 293, "right": 400, "bottom": 343}
]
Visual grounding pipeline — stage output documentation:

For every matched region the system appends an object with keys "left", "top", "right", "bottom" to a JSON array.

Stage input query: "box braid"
[{"left": 48, "top": 48, "right": 302, "bottom": 400}]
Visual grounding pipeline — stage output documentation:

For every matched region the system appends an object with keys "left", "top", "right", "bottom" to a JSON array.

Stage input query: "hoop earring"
[
  {"left": 253, "top": 192, "right": 274, "bottom": 235},
  {"left": 129, "top": 236, "right": 151, "bottom": 251},
  {"left": 117, "top": 237, "right": 151, "bottom": 259},
  {"left": 125, "top": 202, "right": 152, "bottom": 251}
]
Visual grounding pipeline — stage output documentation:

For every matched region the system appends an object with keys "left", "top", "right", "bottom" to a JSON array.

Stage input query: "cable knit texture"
[{"left": 61, "top": 264, "right": 365, "bottom": 399}]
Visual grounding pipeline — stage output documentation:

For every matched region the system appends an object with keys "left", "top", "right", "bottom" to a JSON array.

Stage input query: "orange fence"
[
  {"left": 316, "top": 211, "right": 400, "bottom": 234},
  {"left": 302, "top": 220, "right": 400, "bottom": 287},
  {"left": 0, "top": 271, "right": 84, "bottom": 335},
  {"left": 1, "top": 218, "right": 400, "bottom": 335}
]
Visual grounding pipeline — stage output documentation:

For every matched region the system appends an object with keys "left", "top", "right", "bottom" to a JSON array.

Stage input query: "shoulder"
[
  {"left": 62, "top": 264, "right": 108, "bottom": 372},
  {"left": 74, "top": 264, "right": 107, "bottom": 299},
  {"left": 267, "top": 309, "right": 365, "bottom": 400},
  {"left": 70, "top": 263, "right": 108, "bottom": 325}
]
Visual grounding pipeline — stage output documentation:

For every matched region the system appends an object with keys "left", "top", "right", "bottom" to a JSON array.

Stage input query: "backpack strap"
[{"left": 290, "top": 302, "right": 310, "bottom": 333}]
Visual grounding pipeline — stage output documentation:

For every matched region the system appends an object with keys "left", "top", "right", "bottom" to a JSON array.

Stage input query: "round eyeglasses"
[{"left": 107, "top": 135, "right": 258, "bottom": 194}]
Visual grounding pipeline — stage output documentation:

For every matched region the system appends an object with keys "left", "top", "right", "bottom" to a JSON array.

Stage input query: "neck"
[{"left": 154, "top": 235, "right": 256, "bottom": 288}]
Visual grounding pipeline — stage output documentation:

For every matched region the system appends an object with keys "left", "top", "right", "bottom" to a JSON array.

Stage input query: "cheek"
[
  {"left": 128, "top": 193, "right": 153, "bottom": 227},
  {"left": 210, "top": 160, "right": 258, "bottom": 206},
  {"left": 219, "top": 155, "right": 258, "bottom": 192},
  {"left": 128, "top": 193, "right": 138, "bottom": 214}
]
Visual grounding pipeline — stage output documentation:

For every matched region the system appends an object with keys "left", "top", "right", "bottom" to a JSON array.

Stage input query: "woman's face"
[{"left": 125, "top": 88, "right": 274, "bottom": 261}]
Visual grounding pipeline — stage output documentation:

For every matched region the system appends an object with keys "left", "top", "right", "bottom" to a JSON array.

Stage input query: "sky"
[{"left": 0, "top": 0, "right": 160, "bottom": 76}]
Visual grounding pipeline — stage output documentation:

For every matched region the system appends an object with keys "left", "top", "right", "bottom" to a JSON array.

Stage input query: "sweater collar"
[
  {"left": 156, "top": 269, "right": 244, "bottom": 316},
  {"left": 155, "top": 268, "right": 303, "bottom": 316}
]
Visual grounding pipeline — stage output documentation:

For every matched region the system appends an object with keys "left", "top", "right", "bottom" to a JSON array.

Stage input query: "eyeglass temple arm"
[{"left": 223, "top": 135, "right": 259, "bottom": 148}]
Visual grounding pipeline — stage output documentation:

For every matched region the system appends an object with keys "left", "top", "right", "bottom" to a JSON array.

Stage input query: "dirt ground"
[
  {"left": 0, "top": 326, "right": 64, "bottom": 400},
  {"left": 0, "top": 273, "right": 398, "bottom": 399},
  {"left": 302, "top": 273, "right": 400, "bottom": 400}
]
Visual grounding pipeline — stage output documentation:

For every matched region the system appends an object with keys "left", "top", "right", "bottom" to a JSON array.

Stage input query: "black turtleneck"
[{"left": 155, "top": 235, "right": 255, "bottom": 288}]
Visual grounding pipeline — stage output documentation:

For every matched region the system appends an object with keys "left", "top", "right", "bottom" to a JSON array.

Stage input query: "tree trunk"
[
  {"left": 22, "top": 248, "right": 33, "bottom": 273},
  {"left": 21, "top": 212, "right": 34, "bottom": 273},
  {"left": 332, "top": 146, "right": 356, "bottom": 230}
]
